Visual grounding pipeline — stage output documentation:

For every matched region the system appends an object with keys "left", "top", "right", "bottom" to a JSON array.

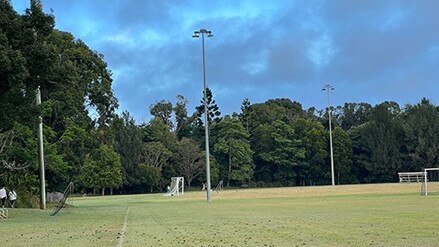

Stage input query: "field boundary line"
[{"left": 116, "top": 207, "right": 130, "bottom": 247}]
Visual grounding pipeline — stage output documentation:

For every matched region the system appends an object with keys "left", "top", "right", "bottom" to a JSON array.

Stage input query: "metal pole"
[
  {"left": 201, "top": 31, "right": 212, "bottom": 202},
  {"left": 424, "top": 169, "right": 428, "bottom": 196},
  {"left": 193, "top": 29, "right": 213, "bottom": 202},
  {"left": 36, "top": 86, "right": 46, "bottom": 209},
  {"left": 323, "top": 85, "right": 335, "bottom": 186}
]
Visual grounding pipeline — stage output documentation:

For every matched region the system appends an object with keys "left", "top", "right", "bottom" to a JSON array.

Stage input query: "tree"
[
  {"left": 175, "top": 137, "right": 204, "bottom": 187},
  {"left": 333, "top": 102, "right": 372, "bottom": 131},
  {"left": 142, "top": 118, "right": 177, "bottom": 151},
  {"left": 137, "top": 163, "right": 161, "bottom": 192},
  {"left": 402, "top": 98, "right": 439, "bottom": 171},
  {"left": 239, "top": 98, "right": 251, "bottom": 132},
  {"left": 149, "top": 100, "right": 173, "bottom": 129},
  {"left": 112, "top": 112, "right": 143, "bottom": 191},
  {"left": 0, "top": 129, "right": 31, "bottom": 186},
  {"left": 251, "top": 124, "right": 276, "bottom": 183},
  {"left": 43, "top": 126, "right": 70, "bottom": 191},
  {"left": 246, "top": 98, "right": 304, "bottom": 131},
  {"left": 195, "top": 87, "right": 221, "bottom": 126},
  {"left": 1, "top": 123, "right": 38, "bottom": 189},
  {"left": 214, "top": 117, "right": 253, "bottom": 186},
  {"left": 80, "top": 144, "right": 122, "bottom": 195},
  {"left": 259, "top": 120, "right": 305, "bottom": 185},
  {"left": 332, "top": 127, "right": 354, "bottom": 184},
  {"left": 292, "top": 118, "right": 327, "bottom": 185},
  {"left": 141, "top": 142, "right": 172, "bottom": 170},
  {"left": 349, "top": 102, "right": 404, "bottom": 182},
  {"left": 174, "top": 95, "right": 196, "bottom": 139}
]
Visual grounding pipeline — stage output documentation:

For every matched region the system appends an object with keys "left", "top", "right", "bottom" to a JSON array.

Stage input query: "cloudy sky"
[{"left": 11, "top": 0, "right": 439, "bottom": 123}]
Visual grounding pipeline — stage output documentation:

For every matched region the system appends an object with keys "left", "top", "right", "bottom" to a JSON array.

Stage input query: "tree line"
[{"left": 1, "top": 1, "right": 439, "bottom": 206}]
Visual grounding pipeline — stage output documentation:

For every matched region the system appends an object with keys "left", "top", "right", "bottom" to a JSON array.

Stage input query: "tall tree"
[
  {"left": 80, "top": 144, "right": 122, "bottom": 195},
  {"left": 251, "top": 124, "right": 276, "bottom": 183},
  {"left": 214, "top": 117, "right": 253, "bottom": 186},
  {"left": 246, "top": 98, "right": 304, "bottom": 131},
  {"left": 239, "top": 98, "right": 251, "bottom": 132},
  {"left": 333, "top": 102, "right": 372, "bottom": 131},
  {"left": 141, "top": 142, "right": 172, "bottom": 170},
  {"left": 260, "top": 120, "right": 305, "bottom": 185},
  {"left": 175, "top": 137, "right": 204, "bottom": 187},
  {"left": 402, "top": 98, "right": 439, "bottom": 171},
  {"left": 112, "top": 112, "right": 143, "bottom": 191},
  {"left": 195, "top": 87, "right": 221, "bottom": 126},
  {"left": 332, "top": 127, "right": 354, "bottom": 184},
  {"left": 0, "top": 127, "right": 33, "bottom": 188},
  {"left": 149, "top": 100, "right": 173, "bottom": 129},
  {"left": 292, "top": 118, "right": 327, "bottom": 185},
  {"left": 349, "top": 102, "right": 404, "bottom": 182},
  {"left": 174, "top": 95, "right": 196, "bottom": 139},
  {"left": 142, "top": 118, "right": 177, "bottom": 151},
  {"left": 137, "top": 163, "right": 161, "bottom": 192}
]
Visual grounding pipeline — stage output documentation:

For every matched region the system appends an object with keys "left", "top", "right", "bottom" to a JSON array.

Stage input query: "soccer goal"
[
  {"left": 398, "top": 172, "right": 425, "bottom": 182},
  {"left": 421, "top": 168, "right": 439, "bottom": 196},
  {"left": 215, "top": 180, "right": 223, "bottom": 192},
  {"left": 164, "top": 177, "right": 184, "bottom": 196}
]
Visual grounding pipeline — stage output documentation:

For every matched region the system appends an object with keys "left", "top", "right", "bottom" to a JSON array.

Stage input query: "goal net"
[
  {"left": 421, "top": 168, "right": 439, "bottom": 196},
  {"left": 51, "top": 182, "right": 74, "bottom": 216},
  {"left": 164, "top": 177, "right": 184, "bottom": 196}
]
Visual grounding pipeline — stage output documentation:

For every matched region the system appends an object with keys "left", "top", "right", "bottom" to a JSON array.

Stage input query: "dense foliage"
[{"left": 1, "top": 2, "right": 439, "bottom": 206}]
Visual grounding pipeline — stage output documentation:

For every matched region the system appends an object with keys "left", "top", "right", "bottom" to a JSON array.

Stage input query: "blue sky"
[{"left": 11, "top": 0, "right": 439, "bottom": 123}]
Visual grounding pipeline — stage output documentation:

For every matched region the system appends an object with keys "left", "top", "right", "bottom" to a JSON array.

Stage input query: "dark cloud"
[{"left": 12, "top": 0, "right": 439, "bottom": 121}]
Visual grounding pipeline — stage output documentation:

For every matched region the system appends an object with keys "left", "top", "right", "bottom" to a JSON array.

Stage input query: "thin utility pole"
[{"left": 36, "top": 86, "right": 46, "bottom": 209}]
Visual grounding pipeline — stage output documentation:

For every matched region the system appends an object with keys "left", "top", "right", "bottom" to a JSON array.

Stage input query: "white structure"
[
  {"left": 0, "top": 208, "right": 7, "bottom": 219},
  {"left": 421, "top": 168, "right": 439, "bottom": 196},
  {"left": 398, "top": 172, "right": 425, "bottom": 182},
  {"left": 215, "top": 180, "right": 223, "bottom": 192},
  {"left": 164, "top": 177, "right": 184, "bottom": 196}
]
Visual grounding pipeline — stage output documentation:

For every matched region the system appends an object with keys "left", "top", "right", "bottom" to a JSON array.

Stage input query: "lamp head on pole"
[
  {"left": 192, "top": 30, "right": 200, "bottom": 38},
  {"left": 322, "top": 84, "right": 335, "bottom": 91},
  {"left": 193, "top": 29, "right": 213, "bottom": 39}
]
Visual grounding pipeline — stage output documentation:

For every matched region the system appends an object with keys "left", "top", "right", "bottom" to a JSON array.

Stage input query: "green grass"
[{"left": 2, "top": 183, "right": 439, "bottom": 246}]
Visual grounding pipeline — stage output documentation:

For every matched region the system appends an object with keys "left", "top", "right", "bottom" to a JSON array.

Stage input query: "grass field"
[{"left": 2, "top": 183, "right": 439, "bottom": 247}]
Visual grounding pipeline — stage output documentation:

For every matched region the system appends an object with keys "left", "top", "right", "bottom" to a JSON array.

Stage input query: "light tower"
[
  {"left": 193, "top": 28, "right": 213, "bottom": 202},
  {"left": 322, "top": 84, "right": 335, "bottom": 186}
]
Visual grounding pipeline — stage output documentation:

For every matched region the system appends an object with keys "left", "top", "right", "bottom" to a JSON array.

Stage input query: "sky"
[{"left": 11, "top": 0, "right": 439, "bottom": 123}]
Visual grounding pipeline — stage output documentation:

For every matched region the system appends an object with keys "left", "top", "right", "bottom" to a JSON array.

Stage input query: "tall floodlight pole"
[
  {"left": 193, "top": 28, "right": 213, "bottom": 202},
  {"left": 322, "top": 84, "right": 335, "bottom": 186},
  {"left": 36, "top": 86, "right": 46, "bottom": 209}
]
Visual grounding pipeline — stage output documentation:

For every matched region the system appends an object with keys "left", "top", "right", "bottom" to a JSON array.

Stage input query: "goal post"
[
  {"left": 421, "top": 168, "right": 439, "bottom": 196},
  {"left": 164, "top": 177, "right": 184, "bottom": 196}
]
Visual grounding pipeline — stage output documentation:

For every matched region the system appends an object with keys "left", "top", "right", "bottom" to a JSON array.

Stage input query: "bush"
[{"left": 15, "top": 189, "right": 39, "bottom": 208}]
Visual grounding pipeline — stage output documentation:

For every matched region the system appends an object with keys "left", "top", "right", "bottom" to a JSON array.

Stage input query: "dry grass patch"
[{"left": 181, "top": 182, "right": 422, "bottom": 201}]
